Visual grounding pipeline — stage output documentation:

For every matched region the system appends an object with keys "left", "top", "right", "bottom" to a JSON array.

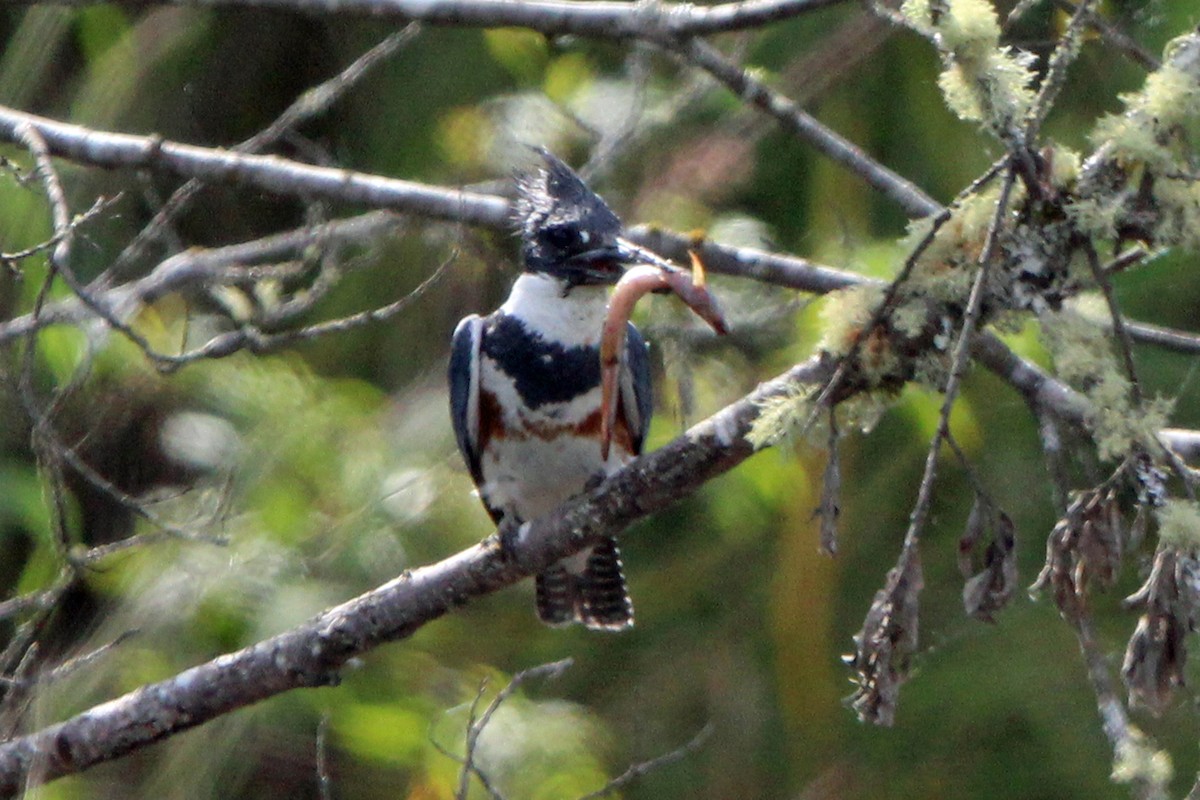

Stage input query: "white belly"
[
  {"left": 479, "top": 387, "right": 630, "bottom": 522},
  {"left": 478, "top": 272, "right": 629, "bottom": 522}
]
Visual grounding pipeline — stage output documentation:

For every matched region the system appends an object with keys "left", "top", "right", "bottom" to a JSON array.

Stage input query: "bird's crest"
[{"left": 513, "top": 149, "right": 621, "bottom": 249}]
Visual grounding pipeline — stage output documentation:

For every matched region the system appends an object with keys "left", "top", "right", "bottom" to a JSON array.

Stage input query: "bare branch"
[
  {"left": 1161, "top": 430, "right": 1200, "bottom": 464},
  {"left": 0, "top": 104, "right": 511, "bottom": 227},
  {"left": 1050, "top": 0, "right": 1160, "bottom": 72},
  {"left": 149, "top": 248, "right": 455, "bottom": 370},
  {"left": 0, "top": 357, "right": 831, "bottom": 794},
  {"left": 655, "top": 36, "right": 941, "bottom": 219},
  {"left": 1083, "top": 243, "right": 1142, "bottom": 405},
  {"left": 1123, "top": 321, "right": 1200, "bottom": 356},
  {"left": 11, "top": 0, "right": 853, "bottom": 38},
  {"left": 0, "top": 209, "right": 847, "bottom": 348},
  {"left": 104, "top": 22, "right": 423, "bottom": 284},
  {"left": 578, "top": 722, "right": 714, "bottom": 800},
  {"left": 315, "top": 715, "right": 333, "bottom": 800},
  {"left": 0, "top": 211, "right": 407, "bottom": 344},
  {"left": 846, "top": 168, "right": 1018, "bottom": 725}
]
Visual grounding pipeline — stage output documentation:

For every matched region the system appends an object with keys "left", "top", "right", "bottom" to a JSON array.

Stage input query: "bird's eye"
[{"left": 542, "top": 225, "right": 583, "bottom": 253}]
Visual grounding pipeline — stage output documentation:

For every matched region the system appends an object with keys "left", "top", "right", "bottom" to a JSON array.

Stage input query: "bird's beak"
[
  {"left": 567, "top": 237, "right": 674, "bottom": 285},
  {"left": 614, "top": 237, "right": 676, "bottom": 270}
]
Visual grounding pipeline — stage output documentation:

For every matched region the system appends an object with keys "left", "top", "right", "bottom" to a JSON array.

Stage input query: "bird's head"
[{"left": 514, "top": 150, "right": 656, "bottom": 288}]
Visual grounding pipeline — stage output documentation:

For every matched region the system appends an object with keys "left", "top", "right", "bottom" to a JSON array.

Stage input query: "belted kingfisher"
[{"left": 449, "top": 151, "right": 653, "bottom": 630}]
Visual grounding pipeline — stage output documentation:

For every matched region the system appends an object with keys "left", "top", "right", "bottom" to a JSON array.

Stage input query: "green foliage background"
[{"left": 1, "top": 2, "right": 1199, "bottom": 798}]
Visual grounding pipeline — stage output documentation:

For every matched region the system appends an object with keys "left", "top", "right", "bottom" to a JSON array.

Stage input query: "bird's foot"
[
  {"left": 583, "top": 470, "right": 607, "bottom": 493},
  {"left": 495, "top": 517, "right": 526, "bottom": 561}
]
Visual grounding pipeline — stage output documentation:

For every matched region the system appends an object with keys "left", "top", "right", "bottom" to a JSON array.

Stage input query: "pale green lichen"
[
  {"left": 747, "top": 386, "right": 893, "bottom": 451},
  {"left": 901, "top": 185, "right": 1017, "bottom": 311},
  {"left": 1092, "top": 33, "right": 1200, "bottom": 154},
  {"left": 747, "top": 385, "right": 816, "bottom": 451},
  {"left": 911, "top": 349, "right": 953, "bottom": 389},
  {"left": 903, "top": 185, "right": 1005, "bottom": 265},
  {"left": 891, "top": 297, "right": 932, "bottom": 341},
  {"left": 938, "top": 50, "right": 1035, "bottom": 133},
  {"left": 1081, "top": 32, "right": 1200, "bottom": 248},
  {"left": 1092, "top": 114, "right": 1176, "bottom": 172},
  {"left": 1155, "top": 499, "right": 1200, "bottom": 551},
  {"left": 1111, "top": 726, "right": 1173, "bottom": 788},
  {"left": 1152, "top": 178, "right": 1200, "bottom": 250},
  {"left": 903, "top": 0, "right": 1034, "bottom": 139},
  {"left": 818, "top": 284, "right": 886, "bottom": 357},
  {"left": 1134, "top": 57, "right": 1200, "bottom": 129},
  {"left": 1048, "top": 146, "right": 1082, "bottom": 190},
  {"left": 902, "top": 0, "right": 998, "bottom": 54},
  {"left": 1041, "top": 307, "right": 1173, "bottom": 461},
  {"left": 1065, "top": 191, "right": 1127, "bottom": 242}
]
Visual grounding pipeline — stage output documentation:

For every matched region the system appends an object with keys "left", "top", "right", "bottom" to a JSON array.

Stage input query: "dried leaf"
[
  {"left": 960, "top": 511, "right": 1017, "bottom": 623},
  {"left": 1031, "top": 513, "right": 1082, "bottom": 621},
  {"left": 844, "top": 551, "right": 923, "bottom": 726},
  {"left": 1122, "top": 549, "right": 1200, "bottom": 713},
  {"left": 1031, "top": 489, "right": 1124, "bottom": 621},
  {"left": 1123, "top": 610, "right": 1186, "bottom": 714}
]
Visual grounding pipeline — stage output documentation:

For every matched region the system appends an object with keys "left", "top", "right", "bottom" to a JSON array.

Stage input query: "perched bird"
[{"left": 449, "top": 151, "right": 654, "bottom": 630}]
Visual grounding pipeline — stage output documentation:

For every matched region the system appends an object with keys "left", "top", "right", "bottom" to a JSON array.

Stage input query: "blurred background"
[{"left": 1, "top": 1, "right": 1199, "bottom": 797}]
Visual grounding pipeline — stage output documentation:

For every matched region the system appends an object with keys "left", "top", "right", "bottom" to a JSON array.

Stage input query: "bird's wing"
[
  {"left": 448, "top": 314, "right": 485, "bottom": 485},
  {"left": 619, "top": 322, "right": 653, "bottom": 456}
]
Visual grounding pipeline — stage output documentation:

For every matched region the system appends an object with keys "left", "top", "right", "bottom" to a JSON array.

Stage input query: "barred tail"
[
  {"left": 535, "top": 563, "right": 578, "bottom": 627},
  {"left": 535, "top": 538, "right": 634, "bottom": 631}
]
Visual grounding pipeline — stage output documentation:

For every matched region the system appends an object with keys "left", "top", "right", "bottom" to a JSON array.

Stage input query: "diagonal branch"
[
  {"left": 0, "top": 322, "right": 1192, "bottom": 792},
  {"left": 655, "top": 36, "right": 941, "bottom": 219},
  {"left": 0, "top": 358, "right": 830, "bottom": 795}
]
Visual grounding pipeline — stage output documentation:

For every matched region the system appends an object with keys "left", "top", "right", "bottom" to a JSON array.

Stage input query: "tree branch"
[
  {"left": 0, "top": 314, "right": 1191, "bottom": 792},
  {"left": 654, "top": 35, "right": 942, "bottom": 219},
  {"left": 0, "top": 358, "right": 830, "bottom": 795},
  {"left": 1, "top": 0, "right": 852, "bottom": 37},
  {"left": 0, "top": 104, "right": 510, "bottom": 227}
]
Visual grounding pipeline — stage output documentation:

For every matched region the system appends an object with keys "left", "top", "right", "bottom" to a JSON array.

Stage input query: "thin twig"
[
  {"left": 153, "top": 248, "right": 455, "bottom": 371},
  {"left": 1102, "top": 245, "right": 1154, "bottom": 277},
  {"left": 902, "top": 168, "right": 1017, "bottom": 559},
  {"left": 316, "top": 715, "right": 334, "bottom": 800},
  {"left": 1025, "top": 0, "right": 1095, "bottom": 139},
  {"left": 456, "top": 660, "right": 573, "bottom": 800},
  {"left": 101, "top": 23, "right": 422, "bottom": 285},
  {"left": 1083, "top": 243, "right": 1141, "bottom": 405},
  {"left": 0, "top": 630, "right": 138, "bottom": 692},
  {"left": 1124, "top": 321, "right": 1200, "bottom": 355},
  {"left": 654, "top": 36, "right": 941, "bottom": 219},
  {"left": 12, "top": 123, "right": 83, "bottom": 562},
  {"left": 455, "top": 678, "right": 505, "bottom": 800},
  {"left": 1050, "top": 0, "right": 1159, "bottom": 71},
  {"left": 577, "top": 723, "right": 714, "bottom": 800}
]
